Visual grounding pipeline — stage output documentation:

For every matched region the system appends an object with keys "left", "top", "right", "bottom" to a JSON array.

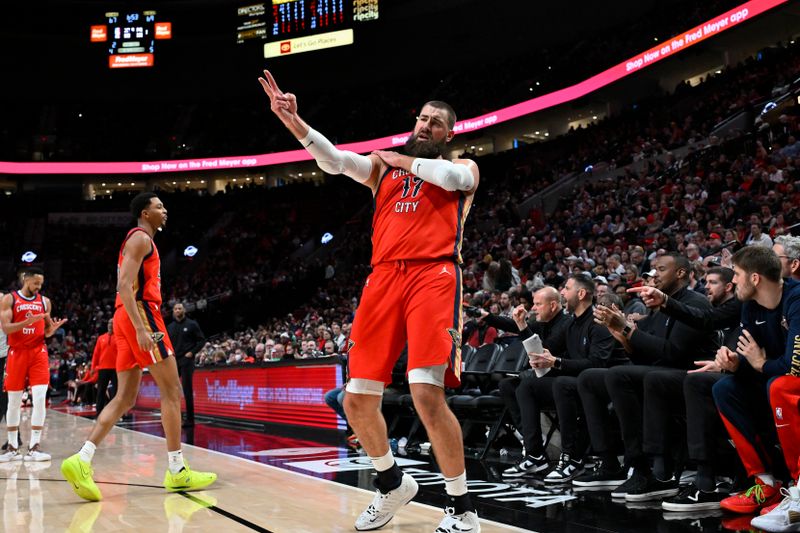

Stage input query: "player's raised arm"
[
  {"left": 372, "top": 150, "right": 479, "bottom": 195},
  {"left": 258, "top": 69, "right": 382, "bottom": 192}
]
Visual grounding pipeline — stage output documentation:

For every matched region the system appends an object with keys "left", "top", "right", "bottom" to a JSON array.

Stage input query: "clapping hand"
[
  {"left": 715, "top": 346, "right": 740, "bottom": 373},
  {"left": 737, "top": 329, "right": 767, "bottom": 372}
]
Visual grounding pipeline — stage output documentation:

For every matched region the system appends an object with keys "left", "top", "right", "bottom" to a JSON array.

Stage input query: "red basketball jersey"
[
  {"left": 115, "top": 227, "right": 163, "bottom": 308},
  {"left": 7, "top": 290, "right": 47, "bottom": 349},
  {"left": 370, "top": 166, "right": 473, "bottom": 265}
]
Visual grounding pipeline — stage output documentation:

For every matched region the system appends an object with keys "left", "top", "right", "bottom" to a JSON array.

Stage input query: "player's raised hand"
[{"left": 258, "top": 70, "right": 298, "bottom": 123}]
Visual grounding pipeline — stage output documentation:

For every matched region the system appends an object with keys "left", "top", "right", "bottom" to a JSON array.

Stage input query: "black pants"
[
  {"left": 578, "top": 368, "right": 616, "bottom": 457},
  {"left": 551, "top": 375, "right": 586, "bottom": 458},
  {"left": 177, "top": 357, "right": 195, "bottom": 422},
  {"left": 643, "top": 369, "right": 687, "bottom": 458},
  {"left": 95, "top": 369, "right": 118, "bottom": 417},
  {"left": 0, "top": 357, "right": 7, "bottom": 424},
  {"left": 684, "top": 372, "right": 725, "bottom": 462},
  {"left": 498, "top": 376, "right": 522, "bottom": 429},
  {"left": 516, "top": 374, "right": 556, "bottom": 456}
]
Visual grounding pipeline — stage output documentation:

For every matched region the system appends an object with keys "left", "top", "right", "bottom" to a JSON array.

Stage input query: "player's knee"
[{"left": 409, "top": 384, "right": 446, "bottom": 420}]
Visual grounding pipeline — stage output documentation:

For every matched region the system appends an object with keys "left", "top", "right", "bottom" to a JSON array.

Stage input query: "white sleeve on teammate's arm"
[
  {"left": 300, "top": 128, "right": 373, "bottom": 183},
  {"left": 410, "top": 158, "right": 475, "bottom": 192}
]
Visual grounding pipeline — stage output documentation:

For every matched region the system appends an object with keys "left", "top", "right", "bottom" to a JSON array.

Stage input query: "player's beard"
[{"left": 403, "top": 133, "right": 447, "bottom": 159}]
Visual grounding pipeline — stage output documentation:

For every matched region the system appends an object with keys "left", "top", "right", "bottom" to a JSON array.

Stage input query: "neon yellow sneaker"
[
  {"left": 61, "top": 453, "right": 102, "bottom": 501},
  {"left": 163, "top": 463, "right": 217, "bottom": 493}
]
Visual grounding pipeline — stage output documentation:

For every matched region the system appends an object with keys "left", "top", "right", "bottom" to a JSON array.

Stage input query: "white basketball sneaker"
[
  {"left": 751, "top": 486, "right": 800, "bottom": 532},
  {"left": 23, "top": 444, "right": 51, "bottom": 462},
  {"left": 435, "top": 508, "right": 481, "bottom": 533},
  {"left": 0, "top": 446, "right": 23, "bottom": 463},
  {"left": 354, "top": 472, "right": 418, "bottom": 531}
]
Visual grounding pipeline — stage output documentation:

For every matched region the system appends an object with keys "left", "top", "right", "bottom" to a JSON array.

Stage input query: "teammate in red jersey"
[
  {"left": 90, "top": 318, "right": 118, "bottom": 417},
  {"left": 61, "top": 192, "right": 216, "bottom": 501},
  {"left": 0, "top": 266, "right": 66, "bottom": 463},
  {"left": 260, "top": 70, "right": 481, "bottom": 533}
]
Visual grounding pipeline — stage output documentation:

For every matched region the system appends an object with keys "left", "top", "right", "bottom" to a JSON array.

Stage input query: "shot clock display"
[{"left": 90, "top": 10, "right": 172, "bottom": 68}]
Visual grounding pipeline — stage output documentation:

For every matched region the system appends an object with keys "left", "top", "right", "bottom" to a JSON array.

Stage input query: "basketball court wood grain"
[{"left": 0, "top": 410, "right": 529, "bottom": 532}]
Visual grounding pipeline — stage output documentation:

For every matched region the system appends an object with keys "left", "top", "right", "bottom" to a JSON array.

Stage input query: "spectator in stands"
[
  {"left": 575, "top": 253, "right": 717, "bottom": 500},
  {"left": 212, "top": 349, "right": 226, "bottom": 365},
  {"left": 688, "top": 261, "right": 707, "bottom": 295},
  {"left": 323, "top": 340, "right": 336, "bottom": 356},
  {"left": 495, "top": 287, "right": 569, "bottom": 448},
  {"left": 626, "top": 267, "right": 740, "bottom": 510},
  {"left": 746, "top": 223, "right": 773, "bottom": 248},
  {"left": 503, "top": 275, "right": 624, "bottom": 483},
  {"left": 712, "top": 247, "right": 800, "bottom": 516},
  {"left": 331, "top": 322, "right": 347, "bottom": 352},
  {"left": 594, "top": 278, "right": 609, "bottom": 300},
  {"left": 773, "top": 235, "right": 800, "bottom": 281},
  {"left": 271, "top": 344, "right": 285, "bottom": 360},
  {"left": 614, "top": 284, "right": 647, "bottom": 317},
  {"left": 255, "top": 343, "right": 266, "bottom": 360}
]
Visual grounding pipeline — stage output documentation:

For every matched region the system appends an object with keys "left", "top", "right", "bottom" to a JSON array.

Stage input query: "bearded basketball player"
[{"left": 259, "top": 70, "right": 481, "bottom": 532}]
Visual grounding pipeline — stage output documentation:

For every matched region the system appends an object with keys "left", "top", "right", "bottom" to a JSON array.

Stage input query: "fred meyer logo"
[{"left": 264, "top": 29, "right": 353, "bottom": 59}]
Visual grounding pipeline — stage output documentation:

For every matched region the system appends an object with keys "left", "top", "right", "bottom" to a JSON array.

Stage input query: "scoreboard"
[
  {"left": 237, "top": 0, "right": 378, "bottom": 57},
  {"left": 90, "top": 11, "right": 172, "bottom": 68}
]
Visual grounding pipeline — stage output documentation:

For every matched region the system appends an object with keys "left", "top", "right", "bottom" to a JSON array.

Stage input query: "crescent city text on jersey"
[{"left": 391, "top": 168, "right": 421, "bottom": 213}]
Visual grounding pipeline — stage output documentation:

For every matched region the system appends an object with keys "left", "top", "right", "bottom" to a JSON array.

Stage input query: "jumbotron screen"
[
  {"left": 90, "top": 11, "right": 172, "bottom": 69},
  {"left": 237, "top": 0, "right": 378, "bottom": 57}
]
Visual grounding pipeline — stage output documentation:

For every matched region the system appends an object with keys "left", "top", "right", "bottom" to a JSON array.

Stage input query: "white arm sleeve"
[
  {"left": 411, "top": 158, "right": 475, "bottom": 192},
  {"left": 300, "top": 128, "right": 373, "bottom": 183}
]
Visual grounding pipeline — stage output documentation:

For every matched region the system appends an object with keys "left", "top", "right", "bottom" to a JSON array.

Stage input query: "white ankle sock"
[
  {"left": 757, "top": 473, "right": 776, "bottom": 487},
  {"left": 30, "top": 429, "right": 42, "bottom": 447},
  {"left": 369, "top": 450, "right": 395, "bottom": 472},
  {"left": 79, "top": 441, "right": 96, "bottom": 464},
  {"left": 168, "top": 450, "right": 185, "bottom": 474},
  {"left": 444, "top": 471, "right": 468, "bottom": 496},
  {"left": 8, "top": 430, "right": 18, "bottom": 449}
]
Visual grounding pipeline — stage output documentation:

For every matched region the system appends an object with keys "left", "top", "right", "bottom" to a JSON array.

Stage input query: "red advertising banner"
[
  {"left": 109, "top": 54, "right": 155, "bottom": 69},
  {"left": 90, "top": 25, "right": 107, "bottom": 42},
  {"left": 136, "top": 362, "right": 344, "bottom": 430},
  {"left": 154, "top": 22, "right": 172, "bottom": 39}
]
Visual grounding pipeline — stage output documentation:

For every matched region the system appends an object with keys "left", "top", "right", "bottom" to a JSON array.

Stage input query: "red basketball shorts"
[
  {"left": 114, "top": 301, "right": 174, "bottom": 372},
  {"left": 4, "top": 345, "right": 49, "bottom": 391},
  {"left": 348, "top": 259, "right": 463, "bottom": 388},
  {"left": 769, "top": 375, "right": 800, "bottom": 480}
]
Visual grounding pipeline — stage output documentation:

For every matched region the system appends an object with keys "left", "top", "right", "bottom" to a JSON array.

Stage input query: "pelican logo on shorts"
[
  {"left": 280, "top": 41, "right": 291, "bottom": 54},
  {"left": 783, "top": 316, "right": 789, "bottom": 330},
  {"left": 777, "top": 407, "right": 784, "bottom": 420},
  {"left": 447, "top": 328, "right": 461, "bottom": 346}
]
